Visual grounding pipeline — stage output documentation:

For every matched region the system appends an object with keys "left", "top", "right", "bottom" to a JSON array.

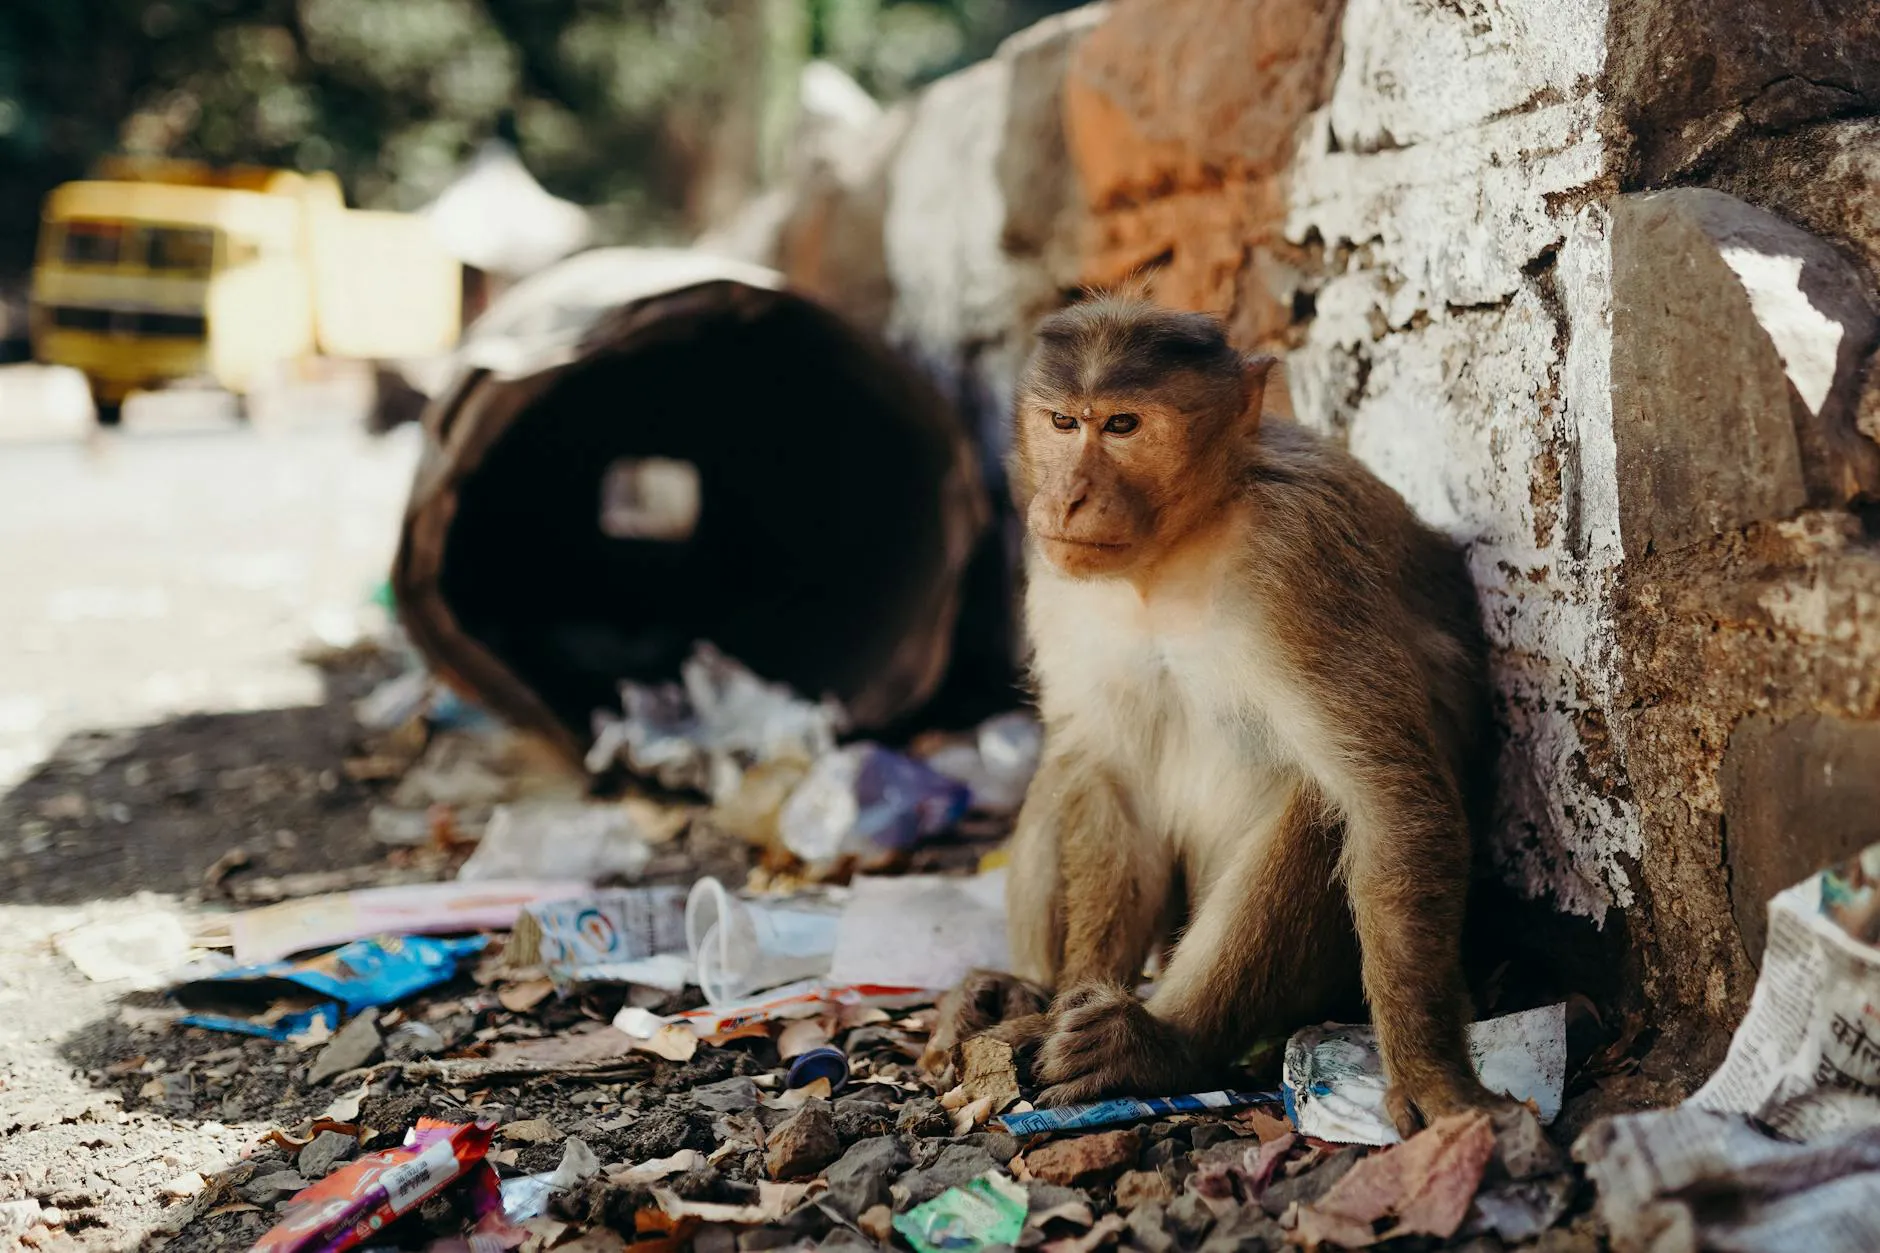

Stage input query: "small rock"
[
  {"left": 307, "top": 1010, "right": 381, "bottom": 1086},
  {"left": 1165, "top": 1192, "right": 1216, "bottom": 1242},
  {"left": 823, "top": 1136, "right": 911, "bottom": 1218},
  {"left": 695, "top": 1078, "right": 761, "bottom": 1113},
  {"left": 767, "top": 1102, "right": 841, "bottom": 1181},
  {"left": 896, "top": 1097, "right": 951, "bottom": 1138},
  {"left": 896, "top": 1143, "right": 1001, "bottom": 1208},
  {"left": 239, "top": 1170, "right": 309, "bottom": 1206},
  {"left": 0, "top": 1202, "right": 43, "bottom": 1238},
  {"left": 959, "top": 1130, "right": 1022, "bottom": 1165},
  {"left": 1190, "top": 1123, "right": 1240, "bottom": 1152},
  {"left": 385, "top": 1021, "right": 446, "bottom": 1058},
  {"left": 832, "top": 1100, "right": 896, "bottom": 1144},
  {"left": 818, "top": 1233, "right": 876, "bottom": 1251},
  {"left": 1023, "top": 1130, "right": 1141, "bottom": 1186},
  {"left": 858, "top": 1203, "right": 894, "bottom": 1242},
  {"left": 1125, "top": 1203, "right": 1176, "bottom": 1253},
  {"left": 1115, "top": 1169, "right": 1174, "bottom": 1210},
  {"left": 297, "top": 1130, "right": 356, "bottom": 1179},
  {"left": 737, "top": 1230, "right": 799, "bottom": 1251},
  {"left": 1142, "top": 1140, "right": 1187, "bottom": 1172}
]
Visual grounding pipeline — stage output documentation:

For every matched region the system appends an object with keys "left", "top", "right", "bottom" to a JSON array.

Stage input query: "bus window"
[
  {"left": 62, "top": 220, "right": 126, "bottom": 266},
  {"left": 146, "top": 226, "right": 216, "bottom": 274}
]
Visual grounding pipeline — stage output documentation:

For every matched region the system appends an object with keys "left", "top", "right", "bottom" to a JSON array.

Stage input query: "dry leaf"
[
  {"left": 1235, "top": 1108, "right": 1294, "bottom": 1144},
  {"left": 952, "top": 1094, "right": 995, "bottom": 1136},
  {"left": 608, "top": 1149, "right": 706, "bottom": 1186},
  {"left": 207, "top": 1204, "right": 262, "bottom": 1218},
  {"left": 500, "top": 1118, "right": 560, "bottom": 1143},
  {"left": 1293, "top": 1111, "right": 1495, "bottom": 1249},
  {"left": 777, "top": 1019, "right": 829, "bottom": 1061},
  {"left": 838, "top": 1004, "right": 891, "bottom": 1031},
  {"left": 762, "top": 1078, "right": 832, "bottom": 1110},
  {"left": 138, "top": 1078, "right": 166, "bottom": 1101},
  {"left": 649, "top": 1181, "right": 811, "bottom": 1224},
  {"left": 320, "top": 1081, "right": 370, "bottom": 1124},
  {"left": 1041, "top": 1212, "right": 1126, "bottom": 1253},
  {"left": 940, "top": 1083, "right": 971, "bottom": 1111},
  {"left": 633, "top": 1024, "right": 698, "bottom": 1062},
  {"left": 500, "top": 979, "right": 556, "bottom": 1014}
]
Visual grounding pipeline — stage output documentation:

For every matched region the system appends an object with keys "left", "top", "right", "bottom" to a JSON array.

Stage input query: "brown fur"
[{"left": 924, "top": 289, "right": 1506, "bottom": 1133}]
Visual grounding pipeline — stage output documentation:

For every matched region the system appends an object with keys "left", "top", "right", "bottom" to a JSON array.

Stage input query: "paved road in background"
[{"left": 0, "top": 367, "right": 419, "bottom": 1246}]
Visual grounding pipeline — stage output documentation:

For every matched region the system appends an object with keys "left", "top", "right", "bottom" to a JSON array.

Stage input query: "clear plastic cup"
[{"left": 684, "top": 877, "right": 841, "bottom": 1005}]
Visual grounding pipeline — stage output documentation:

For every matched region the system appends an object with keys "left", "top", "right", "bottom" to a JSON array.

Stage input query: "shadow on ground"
[{"left": 0, "top": 651, "right": 398, "bottom": 906}]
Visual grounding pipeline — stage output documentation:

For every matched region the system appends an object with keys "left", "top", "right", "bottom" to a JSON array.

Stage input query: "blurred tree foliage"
[{"left": 0, "top": 0, "right": 1078, "bottom": 278}]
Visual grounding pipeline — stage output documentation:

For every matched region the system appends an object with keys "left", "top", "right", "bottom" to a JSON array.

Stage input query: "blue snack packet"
[{"left": 173, "top": 934, "right": 487, "bottom": 1036}]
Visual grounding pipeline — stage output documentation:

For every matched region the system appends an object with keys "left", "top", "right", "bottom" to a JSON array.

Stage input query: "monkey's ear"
[{"left": 1241, "top": 354, "right": 1278, "bottom": 426}]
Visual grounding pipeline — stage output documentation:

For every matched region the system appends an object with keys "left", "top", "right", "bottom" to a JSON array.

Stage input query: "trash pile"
[{"left": 66, "top": 627, "right": 1880, "bottom": 1253}]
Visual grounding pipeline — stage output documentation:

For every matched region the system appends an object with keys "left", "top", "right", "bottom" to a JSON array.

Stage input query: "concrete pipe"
[{"left": 392, "top": 248, "right": 993, "bottom": 763}]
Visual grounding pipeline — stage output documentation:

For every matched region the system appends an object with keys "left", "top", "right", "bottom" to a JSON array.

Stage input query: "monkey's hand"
[
  {"left": 920, "top": 969, "right": 1053, "bottom": 1079},
  {"left": 1034, "top": 982, "right": 1198, "bottom": 1106},
  {"left": 1383, "top": 1067, "right": 1522, "bottom": 1138}
]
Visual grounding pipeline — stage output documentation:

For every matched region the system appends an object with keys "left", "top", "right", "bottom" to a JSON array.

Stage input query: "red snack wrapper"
[{"left": 250, "top": 1118, "right": 496, "bottom": 1253}]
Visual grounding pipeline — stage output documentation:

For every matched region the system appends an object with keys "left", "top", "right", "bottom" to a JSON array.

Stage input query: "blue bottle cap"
[{"left": 786, "top": 1045, "right": 850, "bottom": 1093}]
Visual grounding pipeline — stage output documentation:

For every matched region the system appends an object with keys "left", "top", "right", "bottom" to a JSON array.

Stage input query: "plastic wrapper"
[
  {"left": 520, "top": 886, "right": 689, "bottom": 987},
  {"left": 173, "top": 935, "right": 487, "bottom": 1036},
  {"left": 1283, "top": 1003, "right": 1566, "bottom": 1146},
  {"left": 892, "top": 1171, "right": 1028, "bottom": 1253},
  {"left": 585, "top": 642, "right": 844, "bottom": 802},
  {"left": 998, "top": 1090, "right": 1275, "bottom": 1137},
  {"left": 826, "top": 871, "right": 1008, "bottom": 992},
  {"left": 685, "top": 877, "right": 840, "bottom": 1004},
  {"left": 216, "top": 880, "right": 589, "bottom": 965},
  {"left": 614, "top": 979, "right": 930, "bottom": 1041},
  {"left": 251, "top": 1118, "right": 496, "bottom": 1253},
  {"left": 920, "top": 712, "right": 1043, "bottom": 814},
  {"left": 457, "top": 800, "right": 653, "bottom": 883},
  {"left": 778, "top": 743, "right": 970, "bottom": 864}
]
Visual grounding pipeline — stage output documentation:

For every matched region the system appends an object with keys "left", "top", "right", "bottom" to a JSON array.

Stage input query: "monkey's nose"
[{"left": 1058, "top": 475, "right": 1091, "bottom": 522}]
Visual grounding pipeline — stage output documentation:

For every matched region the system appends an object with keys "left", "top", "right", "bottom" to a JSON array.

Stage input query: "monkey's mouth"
[{"left": 1035, "top": 533, "right": 1130, "bottom": 551}]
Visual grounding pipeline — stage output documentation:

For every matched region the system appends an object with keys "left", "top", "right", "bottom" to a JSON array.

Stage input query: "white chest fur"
[{"left": 1025, "top": 566, "right": 1300, "bottom": 869}]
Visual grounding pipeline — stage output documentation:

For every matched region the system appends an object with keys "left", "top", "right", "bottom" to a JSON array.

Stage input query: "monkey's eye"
[
  {"left": 1050, "top": 412, "right": 1077, "bottom": 432},
  {"left": 1103, "top": 413, "right": 1141, "bottom": 435}
]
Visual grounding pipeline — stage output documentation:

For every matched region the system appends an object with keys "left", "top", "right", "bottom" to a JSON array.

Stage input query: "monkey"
[{"left": 921, "top": 286, "right": 1509, "bottom": 1135}]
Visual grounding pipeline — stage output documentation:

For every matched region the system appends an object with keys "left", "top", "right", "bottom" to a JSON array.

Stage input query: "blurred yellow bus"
[{"left": 30, "top": 158, "right": 460, "bottom": 423}]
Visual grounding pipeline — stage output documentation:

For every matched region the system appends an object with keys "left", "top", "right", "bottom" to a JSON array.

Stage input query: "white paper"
[
  {"left": 826, "top": 870, "right": 1009, "bottom": 992},
  {"left": 1283, "top": 1003, "right": 1567, "bottom": 1146},
  {"left": 1691, "top": 861, "right": 1880, "bottom": 1139}
]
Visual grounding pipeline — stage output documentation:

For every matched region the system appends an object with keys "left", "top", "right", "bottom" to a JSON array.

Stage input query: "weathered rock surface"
[{"left": 765, "top": 1102, "right": 841, "bottom": 1181}]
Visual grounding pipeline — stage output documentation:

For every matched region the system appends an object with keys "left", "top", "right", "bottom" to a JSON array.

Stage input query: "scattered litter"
[
  {"left": 918, "top": 711, "right": 1043, "bottom": 814},
  {"left": 251, "top": 1118, "right": 496, "bottom": 1253},
  {"left": 55, "top": 910, "right": 200, "bottom": 988},
  {"left": 999, "top": 1090, "right": 1274, "bottom": 1136},
  {"left": 779, "top": 742, "right": 971, "bottom": 865},
  {"left": 646, "top": 1180, "right": 813, "bottom": 1225},
  {"left": 827, "top": 871, "right": 1009, "bottom": 991},
  {"left": 614, "top": 979, "right": 929, "bottom": 1040},
  {"left": 892, "top": 1170, "right": 1028, "bottom": 1253},
  {"left": 1283, "top": 1003, "right": 1566, "bottom": 1145},
  {"left": 1691, "top": 841, "right": 1880, "bottom": 1137},
  {"left": 586, "top": 642, "right": 844, "bottom": 802},
  {"left": 1576, "top": 1105, "right": 1880, "bottom": 1253},
  {"left": 516, "top": 885, "right": 690, "bottom": 987},
  {"left": 606, "top": 1149, "right": 706, "bottom": 1187},
  {"left": 786, "top": 1044, "right": 850, "bottom": 1091},
  {"left": 459, "top": 799, "right": 654, "bottom": 883},
  {"left": 1294, "top": 1110, "right": 1497, "bottom": 1248},
  {"left": 212, "top": 880, "right": 589, "bottom": 964},
  {"left": 173, "top": 935, "right": 486, "bottom": 1037},
  {"left": 686, "top": 876, "right": 841, "bottom": 1003}
]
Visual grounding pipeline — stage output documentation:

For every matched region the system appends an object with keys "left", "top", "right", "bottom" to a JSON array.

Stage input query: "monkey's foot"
[
  {"left": 920, "top": 968, "right": 1053, "bottom": 1077},
  {"left": 1383, "top": 1068, "right": 1522, "bottom": 1138},
  {"left": 1034, "top": 982, "right": 1197, "bottom": 1106}
]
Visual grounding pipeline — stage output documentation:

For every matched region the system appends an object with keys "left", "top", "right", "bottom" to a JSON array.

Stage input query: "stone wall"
[{"left": 717, "top": 0, "right": 1880, "bottom": 1093}]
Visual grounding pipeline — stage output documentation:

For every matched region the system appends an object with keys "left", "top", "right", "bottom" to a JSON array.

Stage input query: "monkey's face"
[{"left": 1017, "top": 396, "right": 1195, "bottom": 578}]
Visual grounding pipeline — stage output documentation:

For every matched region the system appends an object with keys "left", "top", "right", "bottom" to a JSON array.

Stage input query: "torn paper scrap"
[
  {"left": 1283, "top": 1003, "right": 1566, "bottom": 1146},
  {"left": 826, "top": 870, "right": 1009, "bottom": 992},
  {"left": 1691, "top": 842, "right": 1880, "bottom": 1139},
  {"left": 1575, "top": 1105, "right": 1880, "bottom": 1253}
]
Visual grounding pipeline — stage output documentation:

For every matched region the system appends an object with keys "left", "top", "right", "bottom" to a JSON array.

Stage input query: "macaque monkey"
[{"left": 925, "top": 287, "right": 1506, "bottom": 1134}]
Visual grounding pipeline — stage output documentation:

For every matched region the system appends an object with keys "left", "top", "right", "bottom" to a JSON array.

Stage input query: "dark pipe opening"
[{"left": 408, "top": 277, "right": 996, "bottom": 752}]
